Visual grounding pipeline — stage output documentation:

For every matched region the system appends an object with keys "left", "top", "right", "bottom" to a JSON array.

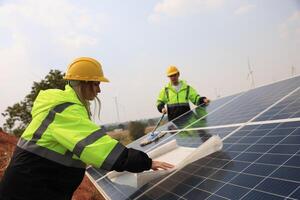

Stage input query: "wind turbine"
[
  {"left": 214, "top": 88, "right": 221, "bottom": 99},
  {"left": 114, "top": 96, "right": 120, "bottom": 123},
  {"left": 247, "top": 58, "right": 255, "bottom": 89},
  {"left": 291, "top": 66, "right": 296, "bottom": 77}
]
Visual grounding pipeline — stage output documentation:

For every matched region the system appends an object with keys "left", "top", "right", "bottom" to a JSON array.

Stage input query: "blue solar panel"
[
  {"left": 205, "top": 76, "right": 300, "bottom": 126},
  {"left": 136, "top": 121, "right": 300, "bottom": 200},
  {"left": 89, "top": 127, "right": 237, "bottom": 200},
  {"left": 254, "top": 89, "right": 300, "bottom": 121},
  {"left": 86, "top": 98, "right": 238, "bottom": 181},
  {"left": 126, "top": 93, "right": 241, "bottom": 152},
  {"left": 86, "top": 76, "right": 300, "bottom": 200}
]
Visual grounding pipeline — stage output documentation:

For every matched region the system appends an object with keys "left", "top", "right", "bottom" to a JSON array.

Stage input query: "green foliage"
[
  {"left": 128, "top": 121, "right": 146, "bottom": 140},
  {"left": 105, "top": 124, "right": 119, "bottom": 132},
  {"left": 2, "top": 70, "right": 66, "bottom": 136},
  {"left": 118, "top": 124, "right": 125, "bottom": 130},
  {"left": 105, "top": 122, "right": 128, "bottom": 132}
]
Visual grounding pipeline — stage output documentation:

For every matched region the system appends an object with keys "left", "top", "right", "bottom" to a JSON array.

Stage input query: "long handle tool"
[{"left": 140, "top": 113, "right": 165, "bottom": 146}]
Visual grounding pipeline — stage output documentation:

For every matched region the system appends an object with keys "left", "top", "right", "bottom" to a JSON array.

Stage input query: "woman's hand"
[
  {"left": 151, "top": 160, "right": 174, "bottom": 171},
  {"left": 162, "top": 108, "right": 167, "bottom": 114}
]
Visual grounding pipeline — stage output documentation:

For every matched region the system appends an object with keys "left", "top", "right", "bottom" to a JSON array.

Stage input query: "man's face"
[{"left": 168, "top": 73, "right": 179, "bottom": 84}]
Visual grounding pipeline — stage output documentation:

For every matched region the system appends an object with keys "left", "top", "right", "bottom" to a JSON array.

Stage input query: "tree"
[
  {"left": 118, "top": 123, "right": 125, "bottom": 130},
  {"left": 2, "top": 70, "right": 66, "bottom": 136},
  {"left": 128, "top": 121, "right": 146, "bottom": 140}
]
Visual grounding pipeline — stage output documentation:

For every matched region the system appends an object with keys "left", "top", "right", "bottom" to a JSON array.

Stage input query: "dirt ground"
[{"left": 0, "top": 131, "right": 104, "bottom": 200}]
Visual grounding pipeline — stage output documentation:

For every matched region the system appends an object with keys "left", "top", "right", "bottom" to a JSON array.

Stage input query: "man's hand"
[
  {"left": 162, "top": 108, "right": 167, "bottom": 114},
  {"left": 151, "top": 161, "right": 174, "bottom": 171},
  {"left": 203, "top": 98, "right": 210, "bottom": 105},
  {"left": 199, "top": 97, "right": 210, "bottom": 106}
]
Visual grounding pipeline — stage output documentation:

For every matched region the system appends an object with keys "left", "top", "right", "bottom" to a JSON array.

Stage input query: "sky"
[{"left": 0, "top": 0, "right": 299, "bottom": 127}]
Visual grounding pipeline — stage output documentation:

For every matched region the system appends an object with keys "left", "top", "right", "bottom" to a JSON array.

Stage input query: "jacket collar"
[{"left": 167, "top": 80, "right": 188, "bottom": 92}]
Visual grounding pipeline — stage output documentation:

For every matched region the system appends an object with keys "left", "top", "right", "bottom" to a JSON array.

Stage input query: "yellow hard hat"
[
  {"left": 64, "top": 57, "right": 109, "bottom": 82},
  {"left": 167, "top": 66, "right": 179, "bottom": 77}
]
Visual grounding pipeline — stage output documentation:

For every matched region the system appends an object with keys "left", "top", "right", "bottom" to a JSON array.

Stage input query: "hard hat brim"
[
  {"left": 167, "top": 72, "right": 179, "bottom": 77},
  {"left": 64, "top": 75, "right": 110, "bottom": 82},
  {"left": 99, "top": 76, "right": 109, "bottom": 82}
]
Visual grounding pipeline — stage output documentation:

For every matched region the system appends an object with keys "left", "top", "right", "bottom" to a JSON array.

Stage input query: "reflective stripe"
[
  {"left": 167, "top": 102, "right": 189, "bottom": 108},
  {"left": 17, "top": 137, "right": 86, "bottom": 168},
  {"left": 18, "top": 102, "right": 85, "bottom": 168},
  {"left": 165, "top": 87, "right": 169, "bottom": 101},
  {"left": 185, "top": 85, "right": 190, "bottom": 100},
  {"left": 32, "top": 102, "right": 74, "bottom": 141},
  {"left": 73, "top": 129, "right": 106, "bottom": 157},
  {"left": 194, "top": 94, "right": 200, "bottom": 104},
  {"left": 101, "top": 142, "right": 125, "bottom": 170}
]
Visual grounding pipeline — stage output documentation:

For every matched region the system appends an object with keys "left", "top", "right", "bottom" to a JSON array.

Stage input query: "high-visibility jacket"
[
  {"left": 157, "top": 80, "right": 203, "bottom": 121},
  {"left": 0, "top": 85, "right": 152, "bottom": 200},
  {"left": 17, "top": 84, "right": 124, "bottom": 169}
]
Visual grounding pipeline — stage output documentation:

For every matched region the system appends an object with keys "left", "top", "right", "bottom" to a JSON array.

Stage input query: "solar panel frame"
[
  {"left": 205, "top": 77, "right": 300, "bottom": 127},
  {"left": 86, "top": 76, "right": 300, "bottom": 200},
  {"left": 254, "top": 89, "right": 300, "bottom": 122},
  {"left": 136, "top": 121, "right": 300, "bottom": 200}
]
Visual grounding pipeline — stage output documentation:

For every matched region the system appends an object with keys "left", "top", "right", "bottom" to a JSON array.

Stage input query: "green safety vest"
[
  {"left": 157, "top": 80, "right": 201, "bottom": 107},
  {"left": 17, "top": 85, "right": 124, "bottom": 169}
]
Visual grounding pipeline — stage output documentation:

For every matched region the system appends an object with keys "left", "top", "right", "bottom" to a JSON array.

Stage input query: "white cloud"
[
  {"left": 148, "top": 0, "right": 224, "bottom": 23},
  {"left": 279, "top": 11, "right": 300, "bottom": 42},
  {"left": 59, "top": 33, "right": 99, "bottom": 49},
  {"left": 0, "top": 0, "right": 109, "bottom": 89},
  {"left": 0, "top": 0, "right": 110, "bottom": 126},
  {"left": 234, "top": 4, "right": 255, "bottom": 15},
  {"left": 0, "top": 0, "right": 109, "bottom": 51}
]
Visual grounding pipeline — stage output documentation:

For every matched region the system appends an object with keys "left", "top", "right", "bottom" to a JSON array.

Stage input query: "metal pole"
[
  {"left": 114, "top": 96, "right": 120, "bottom": 123},
  {"left": 291, "top": 66, "right": 295, "bottom": 77},
  {"left": 247, "top": 58, "right": 255, "bottom": 88}
]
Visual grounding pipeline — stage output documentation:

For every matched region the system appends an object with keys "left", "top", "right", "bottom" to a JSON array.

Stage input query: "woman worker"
[{"left": 0, "top": 57, "right": 174, "bottom": 200}]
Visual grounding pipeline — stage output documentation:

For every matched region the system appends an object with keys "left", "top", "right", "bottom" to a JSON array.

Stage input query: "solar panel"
[
  {"left": 86, "top": 76, "right": 300, "bottom": 200},
  {"left": 204, "top": 76, "right": 300, "bottom": 126},
  {"left": 254, "top": 89, "right": 300, "bottom": 121},
  {"left": 87, "top": 128, "right": 237, "bottom": 200},
  {"left": 137, "top": 121, "right": 300, "bottom": 200},
  {"left": 126, "top": 93, "right": 242, "bottom": 152}
]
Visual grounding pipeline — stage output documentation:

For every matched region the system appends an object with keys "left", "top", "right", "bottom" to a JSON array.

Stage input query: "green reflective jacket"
[
  {"left": 18, "top": 85, "right": 124, "bottom": 169},
  {"left": 157, "top": 80, "right": 201, "bottom": 120},
  {"left": 157, "top": 80, "right": 201, "bottom": 106}
]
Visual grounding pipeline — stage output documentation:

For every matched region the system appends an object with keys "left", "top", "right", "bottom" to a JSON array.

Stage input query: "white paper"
[{"left": 107, "top": 135, "right": 223, "bottom": 188}]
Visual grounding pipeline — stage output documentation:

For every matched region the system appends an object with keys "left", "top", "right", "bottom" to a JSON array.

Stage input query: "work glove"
[
  {"left": 157, "top": 103, "right": 166, "bottom": 113},
  {"left": 198, "top": 97, "right": 210, "bottom": 107}
]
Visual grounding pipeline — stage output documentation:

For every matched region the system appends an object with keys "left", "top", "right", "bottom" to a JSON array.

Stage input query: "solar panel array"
[
  {"left": 140, "top": 122, "right": 300, "bottom": 200},
  {"left": 87, "top": 76, "right": 300, "bottom": 200}
]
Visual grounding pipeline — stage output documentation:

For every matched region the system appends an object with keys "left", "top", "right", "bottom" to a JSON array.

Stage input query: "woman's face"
[{"left": 82, "top": 81, "right": 101, "bottom": 101}]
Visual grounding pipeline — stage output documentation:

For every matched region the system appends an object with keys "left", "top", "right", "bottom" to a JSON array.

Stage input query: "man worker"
[{"left": 157, "top": 66, "right": 210, "bottom": 122}]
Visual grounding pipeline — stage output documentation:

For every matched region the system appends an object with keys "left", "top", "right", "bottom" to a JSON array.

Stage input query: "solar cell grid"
[
  {"left": 254, "top": 88, "right": 300, "bottom": 121},
  {"left": 86, "top": 76, "right": 300, "bottom": 200},
  {"left": 136, "top": 121, "right": 300, "bottom": 200},
  {"left": 205, "top": 76, "right": 300, "bottom": 126},
  {"left": 91, "top": 128, "right": 238, "bottom": 200}
]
